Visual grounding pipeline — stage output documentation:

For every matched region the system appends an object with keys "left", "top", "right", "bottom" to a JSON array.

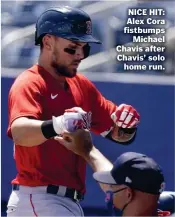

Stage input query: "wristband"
[
  {"left": 105, "top": 128, "right": 137, "bottom": 145},
  {"left": 41, "top": 120, "right": 57, "bottom": 139},
  {"left": 119, "top": 127, "right": 137, "bottom": 134}
]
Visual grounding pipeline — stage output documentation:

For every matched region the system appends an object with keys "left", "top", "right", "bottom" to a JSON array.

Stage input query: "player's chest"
[{"left": 42, "top": 87, "right": 83, "bottom": 117}]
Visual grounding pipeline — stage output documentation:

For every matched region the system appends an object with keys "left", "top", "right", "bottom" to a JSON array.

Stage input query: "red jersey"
[{"left": 7, "top": 64, "right": 116, "bottom": 193}]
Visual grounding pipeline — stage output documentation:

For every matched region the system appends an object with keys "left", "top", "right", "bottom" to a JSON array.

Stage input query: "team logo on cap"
[
  {"left": 159, "top": 182, "right": 166, "bottom": 193},
  {"left": 125, "top": 176, "right": 132, "bottom": 183},
  {"left": 86, "top": 21, "right": 92, "bottom": 34}
]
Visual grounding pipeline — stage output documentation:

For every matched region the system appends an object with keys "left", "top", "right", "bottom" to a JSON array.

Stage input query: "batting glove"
[
  {"left": 52, "top": 107, "right": 91, "bottom": 135},
  {"left": 111, "top": 104, "right": 140, "bottom": 129}
]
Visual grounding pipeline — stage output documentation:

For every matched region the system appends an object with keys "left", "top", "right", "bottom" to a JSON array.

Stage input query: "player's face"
[
  {"left": 110, "top": 185, "right": 130, "bottom": 210},
  {"left": 51, "top": 37, "right": 87, "bottom": 78}
]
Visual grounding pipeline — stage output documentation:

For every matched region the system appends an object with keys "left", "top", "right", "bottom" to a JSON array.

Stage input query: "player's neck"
[
  {"left": 123, "top": 209, "right": 157, "bottom": 216},
  {"left": 38, "top": 56, "right": 66, "bottom": 86},
  {"left": 123, "top": 201, "right": 157, "bottom": 216}
]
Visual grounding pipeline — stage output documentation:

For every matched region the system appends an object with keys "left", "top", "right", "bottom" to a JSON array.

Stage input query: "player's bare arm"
[
  {"left": 55, "top": 129, "right": 113, "bottom": 192},
  {"left": 11, "top": 117, "right": 46, "bottom": 147},
  {"left": 11, "top": 108, "right": 91, "bottom": 147}
]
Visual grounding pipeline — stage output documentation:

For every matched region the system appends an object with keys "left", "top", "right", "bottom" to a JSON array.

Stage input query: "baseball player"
[
  {"left": 57, "top": 129, "right": 172, "bottom": 217},
  {"left": 6, "top": 6, "right": 140, "bottom": 216}
]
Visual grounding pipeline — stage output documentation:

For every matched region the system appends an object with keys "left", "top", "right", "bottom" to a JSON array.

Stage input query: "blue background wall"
[{"left": 2, "top": 77, "right": 174, "bottom": 209}]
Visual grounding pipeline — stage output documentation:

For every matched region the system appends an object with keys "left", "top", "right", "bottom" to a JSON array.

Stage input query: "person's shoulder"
[
  {"left": 75, "top": 73, "right": 89, "bottom": 81},
  {"left": 73, "top": 73, "right": 94, "bottom": 87},
  {"left": 15, "top": 65, "right": 42, "bottom": 81},
  {"left": 10, "top": 65, "right": 44, "bottom": 91}
]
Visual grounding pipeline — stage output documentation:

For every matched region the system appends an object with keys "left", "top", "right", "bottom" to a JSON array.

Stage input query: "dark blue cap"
[
  {"left": 35, "top": 6, "right": 101, "bottom": 45},
  {"left": 93, "top": 152, "right": 165, "bottom": 195}
]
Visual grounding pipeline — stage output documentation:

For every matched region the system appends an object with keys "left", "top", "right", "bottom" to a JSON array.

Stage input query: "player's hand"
[
  {"left": 52, "top": 107, "right": 91, "bottom": 135},
  {"left": 54, "top": 129, "right": 93, "bottom": 158},
  {"left": 64, "top": 107, "right": 92, "bottom": 130},
  {"left": 111, "top": 104, "right": 140, "bottom": 129},
  {"left": 110, "top": 104, "right": 140, "bottom": 143}
]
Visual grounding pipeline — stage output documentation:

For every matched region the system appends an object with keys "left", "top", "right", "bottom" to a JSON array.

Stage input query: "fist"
[
  {"left": 64, "top": 107, "right": 92, "bottom": 131},
  {"left": 111, "top": 104, "right": 140, "bottom": 129},
  {"left": 53, "top": 107, "right": 92, "bottom": 135},
  {"left": 55, "top": 129, "right": 93, "bottom": 158}
]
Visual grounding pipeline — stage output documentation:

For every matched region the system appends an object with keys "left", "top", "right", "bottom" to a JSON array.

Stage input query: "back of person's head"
[
  {"left": 94, "top": 152, "right": 165, "bottom": 194},
  {"left": 93, "top": 152, "right": 165, "bottom": 215}
]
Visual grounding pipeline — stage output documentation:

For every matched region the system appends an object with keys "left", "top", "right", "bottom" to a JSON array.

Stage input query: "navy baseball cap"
[
  {"left": 93, "top": 152, "right": 165, "bottom": 195},
  {"left": 35, "top": 6, "right": 101, "bottom": 45}
]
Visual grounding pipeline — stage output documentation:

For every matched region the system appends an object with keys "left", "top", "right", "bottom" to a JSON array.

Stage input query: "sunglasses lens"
[{"left": 64, "top": 48, "right": 76, "bottom": 55}]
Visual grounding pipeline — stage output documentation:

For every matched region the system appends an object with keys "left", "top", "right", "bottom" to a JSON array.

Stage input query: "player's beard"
[{"left": 51, "top": 48, "right": 77, "bottom": 78}]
